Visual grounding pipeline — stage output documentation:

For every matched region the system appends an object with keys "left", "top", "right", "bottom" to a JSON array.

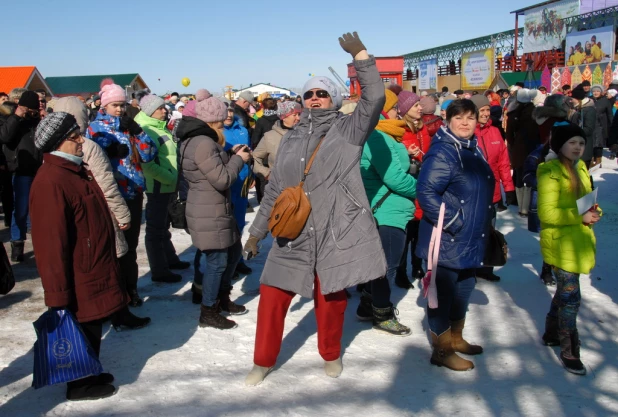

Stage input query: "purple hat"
[
  {"left": 184, "top": 100, "right": 197, "bottom": 118},
  {"left": 195, "top": 89, "right": 226, "bottom": 123},
  {"left": 398, "top": 91, "right": 420, "bottom": 116}
]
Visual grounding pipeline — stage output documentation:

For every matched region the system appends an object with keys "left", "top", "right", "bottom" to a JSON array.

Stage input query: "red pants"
[{"left": 253, "top": 276, "right": 348, "bottom": 367}]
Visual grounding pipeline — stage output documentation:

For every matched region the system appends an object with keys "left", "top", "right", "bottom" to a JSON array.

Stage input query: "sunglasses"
[{"left": 303, "top": 90, "right": 330, "bottom": 100}]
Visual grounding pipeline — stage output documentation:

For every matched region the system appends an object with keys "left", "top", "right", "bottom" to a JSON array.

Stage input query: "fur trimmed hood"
[
  {"left": 0, "top": 102, "right": 16, "bottom": 117},
  {"left": 532, "top": 99, "right": 568, "bottom": 125}
]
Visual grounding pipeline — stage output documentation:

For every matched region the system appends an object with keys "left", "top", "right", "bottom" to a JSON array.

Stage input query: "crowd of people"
[{"left": 0, "top": 31, "right": 606, "bottom": 400}]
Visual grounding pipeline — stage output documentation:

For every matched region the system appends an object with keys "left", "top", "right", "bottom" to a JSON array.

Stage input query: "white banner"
[
  {"left": 418, "top": 59, "right": 437, "bottom": 90},
  {"left": 523, "top": 0, "right": 580, "bottom": 53}
]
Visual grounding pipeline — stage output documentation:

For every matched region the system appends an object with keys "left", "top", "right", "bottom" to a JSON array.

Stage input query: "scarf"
[
  {"left": 375, "top": 119, "right": 407, "bottom": 142},
  {"left": 51, "top": 151, "right": 83, "bottom": 165}
]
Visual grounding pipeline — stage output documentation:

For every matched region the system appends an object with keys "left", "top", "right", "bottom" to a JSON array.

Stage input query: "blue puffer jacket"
[
  {"left": 415, "top": 126, "right": 495, "bottom": 269},
  {"left": 223, "top": 117, "right": 252, "bottom": 232}
]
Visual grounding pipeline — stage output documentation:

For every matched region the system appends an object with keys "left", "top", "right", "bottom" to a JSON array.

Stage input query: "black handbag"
[
  {"left": 168, "top": 198, "right": 187, "bottom": 230},
  {"left": 0, "top": 243, "right": 15, "bottom": 295},
  {"left": 483, "top": 228, "right": 508, "bottom": 267}
]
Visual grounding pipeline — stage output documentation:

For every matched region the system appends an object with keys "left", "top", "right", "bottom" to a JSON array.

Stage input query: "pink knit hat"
[
  {"left": 183, "top": 100, "right": 197, "bottom": 118},
  {"left": 99, "top": 78, "right": 127, "bottom": 108},
  {"left": 195, "top": 89, "right": 226, "bottom": 123},
  {"left": 398, "top": 91, "right": 420, "bottom": 117}
]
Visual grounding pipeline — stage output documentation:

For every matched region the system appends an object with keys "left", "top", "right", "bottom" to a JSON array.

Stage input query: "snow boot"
[
  {"left": 451, "top": 319, "right": 483, "bottom": 355},
  {"left": 127, "top": 289, "right": 143, "bottom": 307},
  {"left": 245, "top": 365, "right": 273, "bottom": 386},
  {"left": 199, "top": 302, "right": 237, "bottom": 329},
  {"left": 169, "top": 260, "right": 191, "bottom": 270},
  {"left": 540, "top": 262, "right": 555, "bottom": 286},
  {"left": 324, "top": 358, "right": 343, "bottom": 378},
  {"left": 111, "top": 307, "right": 151, "bottom": 331},
  {"left": 356, "top": 289, "right": 373, "bottom": 321},
  {"left": 559, "top": 330, "right": 586, "bottom": 375},
  {"left": 10, "top": 241, "right": 24, "bottom": 262},
  {"left": 66, "top": 381, "right": 116, "bottom": 401},
  {"left": 218, "top": 287, "right": 247, "bottom": 315},
  {"left": 430, "top": 330, "right": 474, "bottom": 371},
  {"left": 372, "top": 304, "right": 411, "bottom": 336},
  {"left": 395, "top": 269, "right": 414, "bottom": 289},
  {"left": 542, "top": 315, "right": 560, "bottom": 346},
  {"left": 496, "top": 200, "right": 507, "bottom": 212},
  {"left": 235, "top": 262, "right": 252, "bottom": 275},
  {"left": 476, "top": 271, "right": 501, "bottom": 282},
  {"left": 191, "top": 283, "right": 202, "bottom": 304},
  {"left": 151, "top": 271, "right": 182, "bottom": 283}
]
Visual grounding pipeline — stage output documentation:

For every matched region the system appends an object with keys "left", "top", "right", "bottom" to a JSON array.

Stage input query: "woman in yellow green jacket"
[{"left": 537, "top": 122, "right": 601, "bottom": 376}]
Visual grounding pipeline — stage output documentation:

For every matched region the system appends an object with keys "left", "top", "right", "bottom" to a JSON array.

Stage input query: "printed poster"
[
  {"left": 523, "top": 0, "right": 580, "bottom": 53},
  {"left": 565, "top": 25, "right": 615, "bottom": 65},
  {"left": 461, "top": 49, "right": 494, "bottom": 91},
  {"left": 418, "top": 59, "right": 437, "bottom": 90}
]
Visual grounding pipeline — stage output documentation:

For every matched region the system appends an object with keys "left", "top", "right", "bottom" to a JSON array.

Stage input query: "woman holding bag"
[
  {"left": 242, "top": 32, "right": 386, "bottom": 385},
  {"left": 416, "top": 99, "right": 494, "bottom": 371}
]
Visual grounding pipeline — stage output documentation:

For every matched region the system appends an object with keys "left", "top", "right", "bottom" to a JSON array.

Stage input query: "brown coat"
[
  {"left": 177, "top": 117, "right": 245, "bottom": 251},
  {"left": 252, "top": 120, "right": 287, "bottom": 178},
  {"left": 30, "top": 154, "right": 127, "bottom": 322}
]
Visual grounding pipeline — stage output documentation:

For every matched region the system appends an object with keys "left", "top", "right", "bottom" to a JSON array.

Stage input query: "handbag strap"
[
  {"left": 372, "top": 190, "right": 392, "bottom": 214},
  {"left": 427, "top": 203, "right": 446, "bottom": 273},
  {"left": 300, "top": 136, "right": 325, "bottom": 185}
]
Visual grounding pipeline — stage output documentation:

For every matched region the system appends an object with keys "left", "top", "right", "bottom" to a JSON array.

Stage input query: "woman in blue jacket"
[{"left": 416, "top": 99, "right": 494, "bottom": 371}]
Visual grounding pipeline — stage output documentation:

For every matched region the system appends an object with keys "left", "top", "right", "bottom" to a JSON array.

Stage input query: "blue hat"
[{"left": 441, "top": 99, "right": 453, "bottom": 111}]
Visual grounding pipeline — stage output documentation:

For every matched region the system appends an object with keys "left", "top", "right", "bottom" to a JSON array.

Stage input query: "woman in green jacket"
[
  {"left": 538, "top": 122, "right": 601, "bottom": 376},
  {"left": 135, "top": 92, "right": 190, "bottom": 283},
  {"left": 356, "top": 89, "right": 417, "bottom": 336}
]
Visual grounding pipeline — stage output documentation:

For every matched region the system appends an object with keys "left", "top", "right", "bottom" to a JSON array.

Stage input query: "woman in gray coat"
[
  {"left": 243, "top": 32, "right": 386, "bottom": 385},
  {"left": 177, "top": 89, "right": 252, "bottom": 330}
]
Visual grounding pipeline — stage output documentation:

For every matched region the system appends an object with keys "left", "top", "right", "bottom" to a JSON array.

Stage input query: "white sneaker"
[
  {"left": 324, "top": 358, "right": 343, "bottom": 378},
  {"left": 245, "top": 365, "right": 273, "bottom": 386}
]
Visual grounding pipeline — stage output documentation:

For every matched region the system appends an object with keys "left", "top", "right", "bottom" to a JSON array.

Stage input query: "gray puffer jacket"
[
  {"left": 178, "top": 117, "right": 245, "bottom": 251},
  {"left": 249, "top": 56, "right": 387, "bottom": 298}
]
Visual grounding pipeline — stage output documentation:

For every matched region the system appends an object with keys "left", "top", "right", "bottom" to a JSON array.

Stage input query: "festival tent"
[{"left": 490, "top": 71, "right": 542, "bottom": 90}]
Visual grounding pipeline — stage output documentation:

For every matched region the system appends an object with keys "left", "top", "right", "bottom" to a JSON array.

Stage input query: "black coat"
[
  {"left": 506, "top": 103, "right": 540, "bottom": 170},
  {"left": 593, "top": 96, "right": 613, "bottom": 143},
  {"left": 251, "top": 114, "right": 279, "bottom": 149},
  {"left": 0, "top": 113, "right": 41, "bottom": 176}
]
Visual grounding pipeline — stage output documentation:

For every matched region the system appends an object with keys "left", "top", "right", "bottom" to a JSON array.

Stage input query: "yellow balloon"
[{"left": 181, "top": 77, "right": 190, "bottom": 87}]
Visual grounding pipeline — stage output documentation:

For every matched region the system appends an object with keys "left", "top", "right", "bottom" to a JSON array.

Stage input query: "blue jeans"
[
  {"left": 367, "top": 225, "right": 406, "bottom": 308},
  {"left": 198, "top": 240, "right": 242, "bottom": 307},
  {"left": 427, "top": 266, "right": 476, "bottom": 335},
  {"left": 144, "top": 192, "right": 180, "bottom": 276},
  {"left": 11, "top": 175, "right": 33, "bottom": 242},
  {"left": 548, "top": 267, "right": 581, "bottom": 332}
]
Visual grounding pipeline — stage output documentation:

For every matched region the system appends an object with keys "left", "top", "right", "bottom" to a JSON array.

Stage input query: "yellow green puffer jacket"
[{"left": 537, "top": 158, "right": 597, "bottom": 274}]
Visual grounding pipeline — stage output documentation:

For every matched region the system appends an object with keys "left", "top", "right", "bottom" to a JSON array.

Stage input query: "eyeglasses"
[{"left": 303, "top": 90, "right": 330, "bottom": 100}]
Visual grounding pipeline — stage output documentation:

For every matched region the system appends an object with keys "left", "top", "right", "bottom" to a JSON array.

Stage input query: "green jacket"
[
  {"left": 134, "top": 112, "right": 178, "bottom": 194},
  {"left": 361, "top": 126, "right": 416, "bottom": 231},
  {"left": 537, "top": 158, "right": 596, "bottom": 274}
]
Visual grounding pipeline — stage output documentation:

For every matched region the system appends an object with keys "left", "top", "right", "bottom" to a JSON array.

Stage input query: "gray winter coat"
[
  {"left": 178, "top": 119, "right": 245, "bottom": 251},
  {"left": 249, "top": 56, "right": 387, "bottom": 298}
]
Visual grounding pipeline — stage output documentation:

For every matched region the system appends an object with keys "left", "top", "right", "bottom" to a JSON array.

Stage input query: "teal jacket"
[
  {"left": 135, "top": 112, "right": 178, "bottom": 194},
  {"left": 361, "top": 125, "right": 416, "bottom": 230}
]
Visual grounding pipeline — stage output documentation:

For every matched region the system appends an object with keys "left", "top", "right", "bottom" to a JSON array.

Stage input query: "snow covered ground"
[{"left": 1, "top": 157, "right": 618, "bottom": 417}]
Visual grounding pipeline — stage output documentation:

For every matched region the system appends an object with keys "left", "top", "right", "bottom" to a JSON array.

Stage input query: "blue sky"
[{"left": 4, "top": 0, "right": 534, "bottom": 95}]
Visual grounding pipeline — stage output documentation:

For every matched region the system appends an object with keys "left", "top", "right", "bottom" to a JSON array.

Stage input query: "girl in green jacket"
[{"left": 537, "top": 122, "right": 601, "bottom": 376}]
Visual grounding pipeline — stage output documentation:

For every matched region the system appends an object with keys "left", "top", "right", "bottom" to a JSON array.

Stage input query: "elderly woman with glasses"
[{"left": 242, "top": 32, "right": 386, "bottom": 386}]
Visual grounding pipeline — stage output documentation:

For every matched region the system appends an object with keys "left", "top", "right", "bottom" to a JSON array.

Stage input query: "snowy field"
[{"left": 1, "top": 157, "right": 618, "bottom": 417}]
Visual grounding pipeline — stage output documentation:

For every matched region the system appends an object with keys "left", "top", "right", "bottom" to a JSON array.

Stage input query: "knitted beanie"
[
  {"left": 302, "top": 76, "right": 342, "bottom": 110},
  {"left": 35, "top": 112, "right": 79, "bottom": 153},
  {"left": 398, "top": 91, "right": 420, "bottom": 116},
  {"left": 195, "top": 89, "right": 227, "bottom": 123},
  {"left": 441, "top": 99, "right": 454, "bottom": 111},
  {"left": 571, "top": 85, "right": 587, "bottom": 100},
  {"left": 470, "top": 94, "right": 490, "bottom": 110},
  {"left": 99, "top": 78, "right": 126, "bottom": 108},
  {"left": 184, "top": 100, "right": 197, "bottom": 118},
  {"left": 278, "top": 101, "right": 301, "bottom": 119},
  {"left": 139, "top": 94, "right": 165, "bottom": 117},
  {"left": 591, "top": 84, "right": 604, "bottom": 93},
  {"left": 420, "top": 96, "right": 437, "bottom": 115},
  {"left": 550, "top": 122, "right": 586, "bottom": 154},
  {"left": 18, "top": 91, "right": 40, "bottom": 111},
  {"left": 387, "top": 84, "right": 403, "bottom": 96},
  {"left": 383, "top": 89, "right": 398, "bottom": 113}
]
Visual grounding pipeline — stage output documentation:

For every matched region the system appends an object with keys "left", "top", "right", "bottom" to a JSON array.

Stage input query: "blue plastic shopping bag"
[{"left": 32, "top": 309, "right": 103, "bottom": 389}]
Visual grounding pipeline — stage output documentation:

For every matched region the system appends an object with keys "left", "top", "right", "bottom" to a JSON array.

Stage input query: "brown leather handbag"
[{"left": 268, "top": 137, "right": 324, "bottom": 240}]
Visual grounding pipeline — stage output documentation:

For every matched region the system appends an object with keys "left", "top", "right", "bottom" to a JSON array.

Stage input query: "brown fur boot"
[
  {"left": 451, "top": 319, "right": 483, "bottom": 355},
  {"left": 430, "top": 329, "right": 474, "bottom": 371}
]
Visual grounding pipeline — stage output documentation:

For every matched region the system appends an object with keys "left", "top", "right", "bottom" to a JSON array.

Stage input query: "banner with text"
[
  {"left": 461, "top": 49, "right": 495, "bottom": 91},
  {"left": 418, "top": 59, "right": 437, "bottom": 90},
  {"left": 565, "top": 25, "right": 615, "bottom": 66},
  {"left": 523, "top": 0, "right": 580, "bottom": 53}
]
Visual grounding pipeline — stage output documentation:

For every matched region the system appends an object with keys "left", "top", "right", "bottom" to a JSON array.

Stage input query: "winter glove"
[
  {"left": 505, "top": 190, "right": 517, "bottom": 206},
  {"left": 105, "top": 142, "right": 130, "bottom": 159},
  {"left": 338, "top": 32, "right": 366, "bottom": 57},
  {"left": 243, "top": 235, "right": 260, "bottom": 260},
  {"left": 119, "top": 115, "right": 143, "bottom": 136}
]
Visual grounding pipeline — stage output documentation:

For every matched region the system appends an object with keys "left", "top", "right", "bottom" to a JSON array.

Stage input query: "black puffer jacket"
[
  {"left": 593, "top": 95, "right": 613, "bottom": 143},
  {"left": 0, "top": 106, "right": 41, "bottom": 176}
]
